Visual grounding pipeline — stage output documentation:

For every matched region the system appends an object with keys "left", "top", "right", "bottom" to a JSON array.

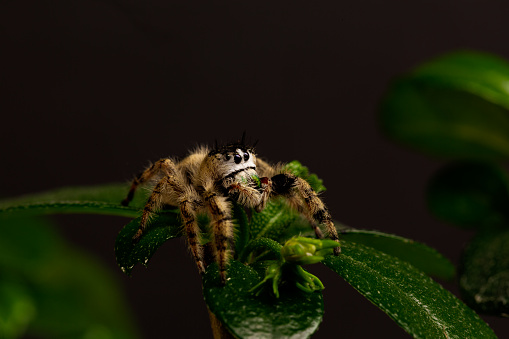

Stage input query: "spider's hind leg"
[
  {"left": 130, "top": 159, "right": 179, "bottom": 241},
  {"left": 271, "top": 173, "right": 340, "bottom": 255},
  {"left": 122, "top": 158, "right": 173, "bottom": 206},
  {"left": 131, "top": 160, "right": 207, "bottom": 275}
]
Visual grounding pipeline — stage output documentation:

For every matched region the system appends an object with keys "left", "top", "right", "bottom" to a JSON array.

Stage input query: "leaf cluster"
[
  {"left": 0, "top": 162, "right": 496, "bottom": 338},
  {"left": 111, "top": 161, "right": 490, "bottom": 338}
]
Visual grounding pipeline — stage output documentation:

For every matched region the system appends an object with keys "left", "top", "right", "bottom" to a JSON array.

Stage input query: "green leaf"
[
  {"left": 323, "top": 241, "right": 496, "bottom": 339},
  {"left": 114, "top": 211, "right": 182, "bottom": 275},
  {"left": 239, "top": 237, "right": 283, "bottom": 263},
  {"left": 280, "top": 219, "right": 456, "bottom": 281},
  {"left": 460, "top": 228, "right": 509, "bottom": 316},
  {"left": 427, "top": 161, "right": 509, "bottom": 229},
  {"left": 203, "top": 261, "right": 324, "bottom": 339},
  {"left": 0, "top": 216, "right": 138, "bottom": 338},
  {"left": 0, "top": 184, "right": 145, "bottom": 218},
  {"left": 342, "top": 229, "right": 456, "bottom": 281},
  {"left": 232, "top": 203, "right": 250, "bottom": 255},
  {"left": 249, "top": 198, "right": 298, "bottom": 240},
  {"left": 380, "top": 51, "right": 509, "bottom": 160}
]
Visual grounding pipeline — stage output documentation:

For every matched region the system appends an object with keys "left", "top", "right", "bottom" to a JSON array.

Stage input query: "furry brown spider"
[{"left": 122, "top": 138, "right": 340, "bottom": 283}]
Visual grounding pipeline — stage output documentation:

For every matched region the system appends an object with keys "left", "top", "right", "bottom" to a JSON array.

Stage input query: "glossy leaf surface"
[
  {"left": 342, "top": 229, "right": 455, "bottom": 280},
  {"left": 203, "top": 261, "right": 324, "bottom": 339},
  {"left": 460, "top": 228, "right": 509, "bottom": 316},
  {"left": 380, "top": 51, "right": 509, "bottom": 160},
  {"left": 281, "top": 220, "right": 455, "bottom": 281},
  {"left": 0, "top": 184, "right": 144, "bottom": 218},
  {"left": 427, "top": 161, "right": 509, "bottom": 229},
  {"left": 249, "top": 199, "right": 297, "bottom": 240},
  {"left": 323, "top": 241, "right": 496, "bottom": 339},
  {"left": 114, "top": 211, "right": 181, "bottom": 275}
]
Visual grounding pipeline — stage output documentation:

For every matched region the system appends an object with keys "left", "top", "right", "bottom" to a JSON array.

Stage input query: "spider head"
[{"left": 208, "top": 143, "right": 257, "bottom": 179}]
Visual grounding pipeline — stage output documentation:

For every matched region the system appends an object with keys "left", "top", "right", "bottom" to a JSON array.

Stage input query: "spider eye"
[
  {"left": 243, "top": 152, "right": 249, "bottom": 161},
  {"left": 224, "top": 154, "right": 231, "bottom": 161},
  {"left": 234, "top": 154, "right": 242, "bottom": 164}
]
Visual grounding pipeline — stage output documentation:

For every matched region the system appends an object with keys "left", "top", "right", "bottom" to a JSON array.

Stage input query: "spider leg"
[
  {"left": 180, "top": 197, "right": 205, "bottom": 274},
  {"left": 122, "top": 158, "right": 173, "bottom": 206},
  {"left": 227, "top": 182, "right": 262, "bottom": 208},
  {"left": 271, "top": 173, "right": 340, "bottom": 255},
  {"left": 254, "top": 177, "right": 274, "bottom": 212},
  {"left": 255, "top": 158, "right": 278, "bottom": 178},
  {"left": 283, "top": 193, "right": 324, "bottom": 239},
  {"left": 131, "top": 159, "right": 179, "bottom": 240},
  {"left": 253, "top": 158, "right": 282, "bottom": 212},
  {"left": 203, "top": 190, "right": 234, "bottom": 284},
  {"left": 131, "top": 160, "right": 206, "bottom": 273}
]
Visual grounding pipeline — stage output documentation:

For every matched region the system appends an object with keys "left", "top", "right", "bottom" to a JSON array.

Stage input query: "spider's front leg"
[
  {"left": 227, "top": 181, "right": 265, "bottom": 208},
  {"left": 270, "top": 173, "right": 341, "bottom": 255},
  {"left": 203, "top": 189, "right": 235, "bottom": 284}
]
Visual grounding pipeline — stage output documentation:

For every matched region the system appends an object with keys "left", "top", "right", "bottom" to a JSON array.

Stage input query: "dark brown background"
[{"left": 1, "top": 0, "right": 508, "bottom": 337}]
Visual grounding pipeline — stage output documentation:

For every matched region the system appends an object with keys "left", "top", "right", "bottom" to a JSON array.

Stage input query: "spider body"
[{"left": 122, "top": 140, "right": 340, "bottom": 283}]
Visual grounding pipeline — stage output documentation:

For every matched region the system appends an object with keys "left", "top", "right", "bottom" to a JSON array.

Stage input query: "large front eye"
[
  {"left": 234, "top": 154, "right": 242, "bottom": 164},
  {"left": 243, "top": 152, "right": 249, "bottom": 161}
]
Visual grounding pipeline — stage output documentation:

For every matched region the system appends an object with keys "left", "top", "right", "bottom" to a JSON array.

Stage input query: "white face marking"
[{"left": 217, "top": 149, "right": 256, "bottom": 177}]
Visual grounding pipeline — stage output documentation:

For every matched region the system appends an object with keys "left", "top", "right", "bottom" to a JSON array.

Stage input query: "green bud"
[
  {"left": 281, "top": 237, "right": 340, "bottom": 265},
  {"left": 250, "top": 237, "right": 338, "bottom": 298},
  {"left": 249, "top": 261, "right": 283, "bottom": 298},
  {"left": 250, "top": 261, "right": 326, "bottom": 298},
  {"left": 290, "top": 264, "right": 325, "bottom": 294}
]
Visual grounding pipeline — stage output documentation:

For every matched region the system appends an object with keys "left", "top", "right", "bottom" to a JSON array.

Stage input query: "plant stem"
[{"left": 208, "top": 308, "right": 235, "bottom": 339}]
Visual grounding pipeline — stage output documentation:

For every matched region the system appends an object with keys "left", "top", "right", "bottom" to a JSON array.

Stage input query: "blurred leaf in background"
[
  {"left": 427, "top": 161, "right": 509, "bottom": 230},
  {"left": 380, "top": 51, "right": 509, "bottom": 160},
  {"left": 0, "top": 215, "right": 138, "bottom": 339},
  {"left": 380, "top": 50, "right": 509, "bottom": 317}
]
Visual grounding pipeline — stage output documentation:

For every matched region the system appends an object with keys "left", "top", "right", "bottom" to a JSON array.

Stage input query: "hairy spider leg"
[
  {"left": 204, "top": 190, "right": 234, "bottom": 284},
  {"left": 255, "top": 158, "right": 278, "bottom": 178},
  {"left": 282, "top": 191, "right": 325, "bottom": 239},
  {"left": 252, "top": 158, "right": 282, "bottom": 212},
  {"left": 227, "top": 182, "right": 263, "bottom": 208},
  {"left": 179, "top": 198, "right": 205, "bottom": 274},
  {"left": 271, "top": 173, "right": 341, "bottom": 254},
  {"left": 126, "top": 158, "right": 206, "bottom": 273},
  {"left": 254, "top": 159, "right": 329, "bottom": 240},
  {"left": 293, "top": 176, "right": 340, "bottom": 254},
  {"left": 122, "top": 158, "right": 172, "bottom": 206},
  {"left": 125, "top": 159, "right": 177, "bottom": 239},
  {"left": 254, "top": 177, "right": 273, "bottom": 212}
]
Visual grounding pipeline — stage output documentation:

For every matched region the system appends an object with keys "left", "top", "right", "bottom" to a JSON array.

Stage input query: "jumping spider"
[{"left": 121, "top": 139, "right": 340, "bottom": 283}]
